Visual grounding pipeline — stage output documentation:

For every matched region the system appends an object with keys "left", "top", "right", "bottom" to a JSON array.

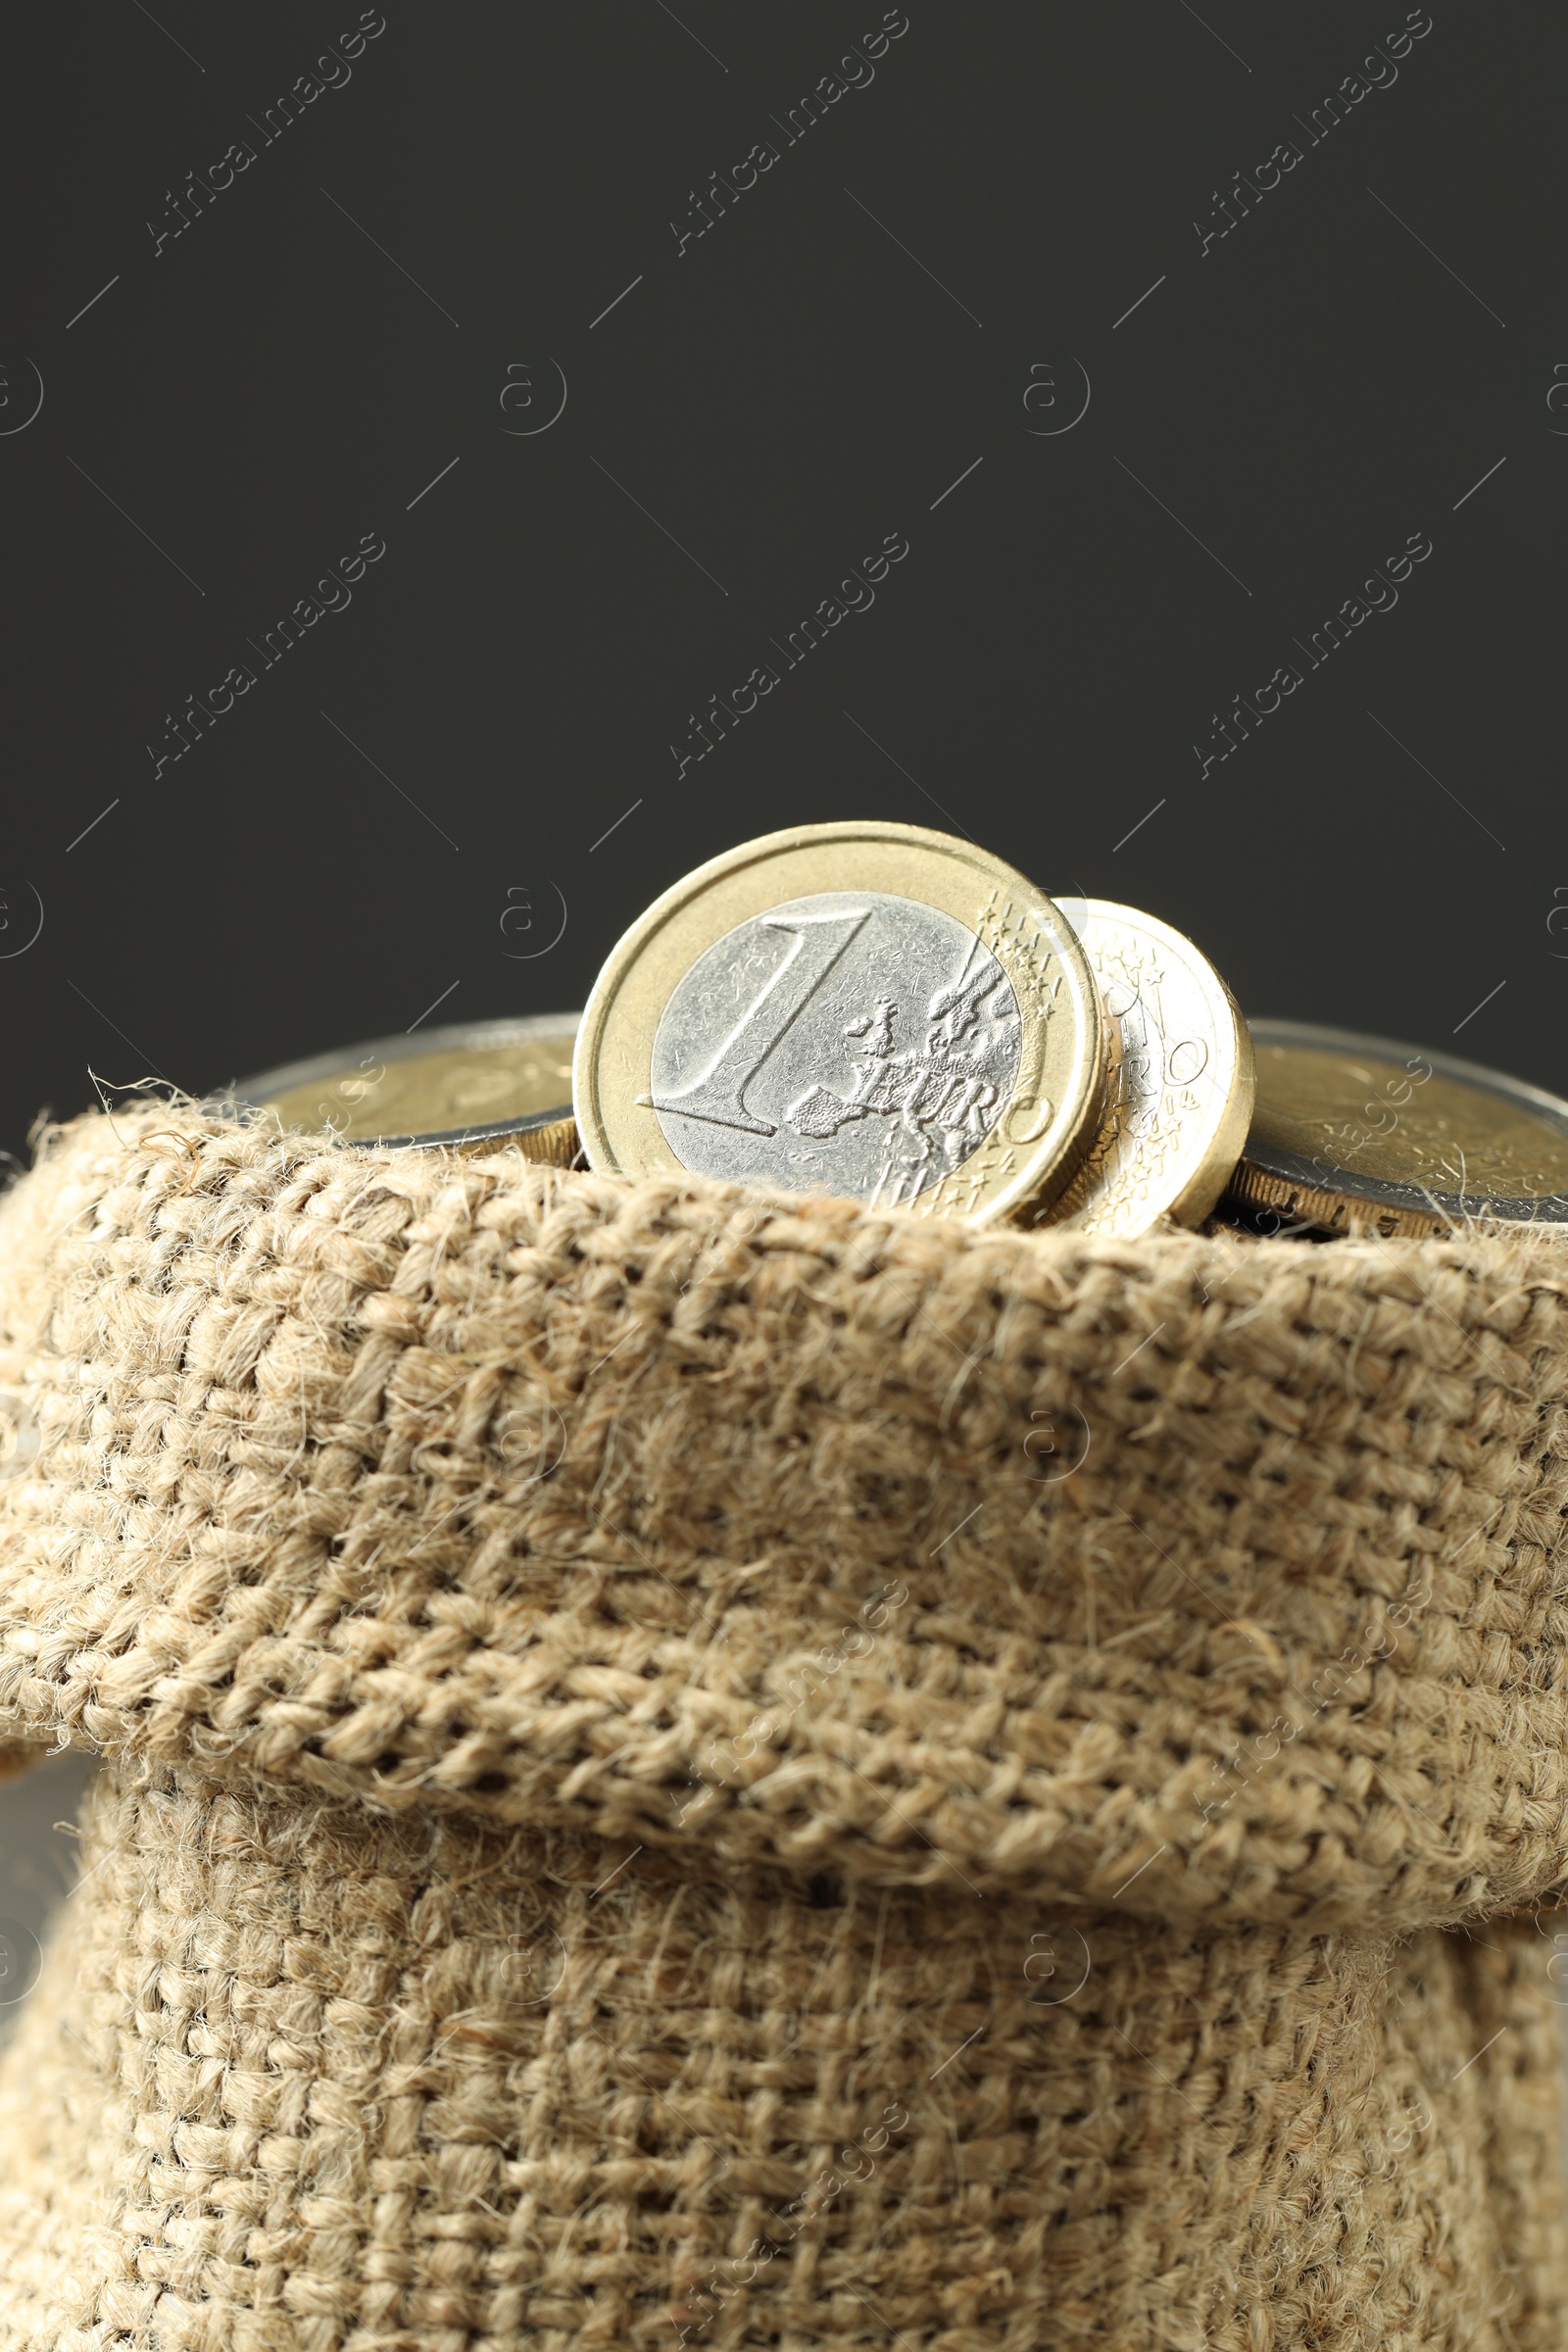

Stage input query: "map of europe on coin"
[{"left": 647, "top": 890, "right": 1022, "bottom": 1204}]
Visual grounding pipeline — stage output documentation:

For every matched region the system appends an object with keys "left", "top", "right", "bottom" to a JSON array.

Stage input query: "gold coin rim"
[
  {"left": 1222, "top": 1158, "right": 1449, "bottom": 1239},
  {"left": 573, "top": 820, "right": 1107, "bottom": 1224}
]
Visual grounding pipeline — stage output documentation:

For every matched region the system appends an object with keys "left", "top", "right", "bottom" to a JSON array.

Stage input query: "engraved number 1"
[{"left": 650, "top": 908, "right": 870, "bottom": 1135}]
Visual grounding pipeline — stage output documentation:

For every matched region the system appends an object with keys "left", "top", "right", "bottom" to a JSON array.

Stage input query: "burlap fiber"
[{"left": 1, "top": 1102, "right": 1567, "bottom": 2350}]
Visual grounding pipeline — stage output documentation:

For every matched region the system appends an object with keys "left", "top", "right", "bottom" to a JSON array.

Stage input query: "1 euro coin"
[{"left": 573, "top": 820, "right": 1106, "bottom": 1222}]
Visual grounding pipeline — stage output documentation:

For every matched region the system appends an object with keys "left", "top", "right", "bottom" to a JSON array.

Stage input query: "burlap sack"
[{"left": 1, "top": 1103, "right": 1566, "bottom": 2350}]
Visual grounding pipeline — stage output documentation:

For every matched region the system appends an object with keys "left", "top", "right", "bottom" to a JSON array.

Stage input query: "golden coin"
[
  {"left": 1041, "top": 900, "right": 1253, "bottom": 1236},
  {"left": 574, "top": 820, "right": 1106, "bottom": 1222},
  {"left": 1224, "top": 1020, "right": 1568, "bottom": 1237},
  {"left": 236, "top": 1014, "right": 580, "bottom": 1159}
]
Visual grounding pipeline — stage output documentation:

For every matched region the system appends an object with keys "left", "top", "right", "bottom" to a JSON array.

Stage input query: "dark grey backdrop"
[{"left": 0, "top": 0, "right": 1557, "bottom": 1167}]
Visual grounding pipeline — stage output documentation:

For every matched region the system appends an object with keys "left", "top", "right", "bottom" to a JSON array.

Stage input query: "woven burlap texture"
[{"left": 0, "top": 1103, "right": 1566, "bottom": 2351}]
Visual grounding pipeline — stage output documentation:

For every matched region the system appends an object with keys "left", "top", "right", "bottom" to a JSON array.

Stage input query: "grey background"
[
  {"left": 0, "top": 0, "right": 1558, "bottom": 1172},
  {"left": 0, "top": 1752, "right": 94, "bottom": 2048},
  {"left": 0, "top": 1, "right": 1562, "bottom": 2050}
]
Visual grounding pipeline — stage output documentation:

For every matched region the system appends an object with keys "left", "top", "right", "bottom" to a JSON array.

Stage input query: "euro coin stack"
[{"left": 238, "top": 820, "right": 1568, "bottom": 1243}]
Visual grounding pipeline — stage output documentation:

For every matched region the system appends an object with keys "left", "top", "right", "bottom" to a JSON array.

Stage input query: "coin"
[
  {"left": 1223, "top": 1019, "right": 1568, "bottom": 1238},
  {"left": 235, "top": 1013, "right": 580, "bottom": 1159},
  {"left": 1041, "top": 899, "right": 1253, "bottom": 1235},
  {"left": 573, "top": 821, "right": 1106, "bottom": 1222}
]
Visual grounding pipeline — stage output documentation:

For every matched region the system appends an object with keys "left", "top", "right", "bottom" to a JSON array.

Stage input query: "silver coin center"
[{"left": 649, "top": 890, "right": 1021, "bottom": 1203}]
